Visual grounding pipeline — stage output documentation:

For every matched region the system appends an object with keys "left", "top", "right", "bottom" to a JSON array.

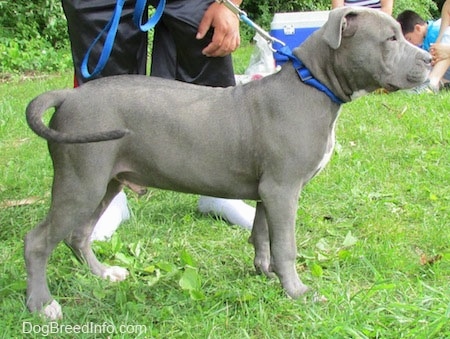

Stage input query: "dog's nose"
[{"left": 421, "top": 52, "right": 432, "bottom": 66}]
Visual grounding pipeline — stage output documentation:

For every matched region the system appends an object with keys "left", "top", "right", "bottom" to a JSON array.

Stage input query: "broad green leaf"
[
  {"left": 310, "top": 263, "right": 324, "bottom": 277},
  {"left": 180, "top": 250, "right": 196, "bottom": 267},
  {"left": 179, "top": 267, "right": 201, "bottom": 291},
  {"left": 343, "top": 231, "right": 358, "bottom": 247},
  {"left": 157, "top": 262, "right": 177, "bottom": 273},
  {"left": 115, "top": 252, "right": 133, "bottom": 265}
]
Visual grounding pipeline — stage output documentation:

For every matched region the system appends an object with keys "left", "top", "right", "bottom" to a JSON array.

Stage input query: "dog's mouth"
[{"left": 383, "top": 83, "right": 400, "bottom": 92}]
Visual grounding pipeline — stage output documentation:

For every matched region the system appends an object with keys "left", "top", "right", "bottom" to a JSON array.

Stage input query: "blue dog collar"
[{"left": 276, "top": 46, "right": 344, "bottom": 105}]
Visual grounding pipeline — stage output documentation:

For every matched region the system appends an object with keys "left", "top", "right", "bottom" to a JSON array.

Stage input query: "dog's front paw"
[
  {"left": 102, "top": 266, "right": 129, "bottom": 282},
  {"left": 41, "top": 300, "right": 63, "bottom": 320},
  {"left": 283, "top": 278, "right": 309, "bottom": 299}
]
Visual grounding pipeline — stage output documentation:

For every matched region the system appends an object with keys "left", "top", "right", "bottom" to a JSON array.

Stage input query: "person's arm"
[
  {"left": 331, "top": 0, "right": 345, "bottom": 9},
  {"left": 436, "top": 0, "right": 450, "bottom": 43},
  {"left": 380, "top": 0, "right": 393, "bottom": 15},
  {"left": 196, "top": 0, "right": 242, "bottom": 57}
]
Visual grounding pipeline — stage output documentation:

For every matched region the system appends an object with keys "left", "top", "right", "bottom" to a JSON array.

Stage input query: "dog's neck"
[
  {"left": 295, "top": 44, "right": 354, "bottom": 103},
  {"left": 276, "top": 46, "right": 343, "bottom": 105}
]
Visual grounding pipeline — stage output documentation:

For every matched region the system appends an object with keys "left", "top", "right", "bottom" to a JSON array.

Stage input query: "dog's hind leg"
[
  {"left": 25, "top": 151, "right": 129, "bottom": 319},
  {"left": 25, "top": 217, "right": 66, "bottom": 320},
  {"left": 249, "top": 202, "right": 275, "bottom": 278},
  {"left": 64, "top": 179, "right": 129, "bottom": 282},
  {"left": 24, "top": 184, "right": 105, "bottom": 319}
]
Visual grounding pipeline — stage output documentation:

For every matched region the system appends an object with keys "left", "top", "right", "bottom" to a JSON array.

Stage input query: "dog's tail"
[{"left": 26, "top": 89, "right": 129, "bottom": 143}]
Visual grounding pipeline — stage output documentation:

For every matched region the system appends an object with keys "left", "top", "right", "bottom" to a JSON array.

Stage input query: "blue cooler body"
[{"left": 270, "top": 11, "right": 329, "bottom": 66}]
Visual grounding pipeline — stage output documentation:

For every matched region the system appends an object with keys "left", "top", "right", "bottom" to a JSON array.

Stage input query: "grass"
[{"left": 0, "top": 57, "right": 449, "bottom": 337}]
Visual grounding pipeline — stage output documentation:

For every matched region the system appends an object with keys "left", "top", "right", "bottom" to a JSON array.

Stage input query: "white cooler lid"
[{"left": 271, "top": 11, "right": 330, "bottom": 30}]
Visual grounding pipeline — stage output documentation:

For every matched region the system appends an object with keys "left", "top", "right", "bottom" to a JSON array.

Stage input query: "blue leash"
[
  {"left": 217, "top": 0, "right": 343, "bottom": 105},
  {"left": 81, "top": 0, "right": 166, "bottom": 79},
  {"left": 133, "top": 0, "right": 166, "bottom": 31}
]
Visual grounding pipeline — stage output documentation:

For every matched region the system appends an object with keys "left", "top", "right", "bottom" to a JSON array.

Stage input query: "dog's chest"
[{"left": 314, "top": 111, "right": 340, "bottom": 175}]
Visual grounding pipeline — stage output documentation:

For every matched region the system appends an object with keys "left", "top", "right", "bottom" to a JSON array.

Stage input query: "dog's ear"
[{"left": 323, "top": 8, "right": 359, "bottom": 50}]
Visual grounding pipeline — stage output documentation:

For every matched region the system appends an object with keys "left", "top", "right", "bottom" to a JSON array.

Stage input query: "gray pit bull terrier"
[{"left": 24, "top": 8, "right": 430, "bottom": 319}]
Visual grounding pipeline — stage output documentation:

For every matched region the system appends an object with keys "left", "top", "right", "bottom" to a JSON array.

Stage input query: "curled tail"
[{"left": 25, "top": 89, "right": 129, "bottom": 143}]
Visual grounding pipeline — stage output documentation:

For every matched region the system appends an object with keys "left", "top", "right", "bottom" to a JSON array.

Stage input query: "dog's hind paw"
[
  {"left": 254, "top": 258, "right": 276, "bottom": 279},
  {"left": 41, "top": 300, "right": 63, "bottom": 320},
  {"left": 102, "top": 266, "right": 129, "bottom": 282}
]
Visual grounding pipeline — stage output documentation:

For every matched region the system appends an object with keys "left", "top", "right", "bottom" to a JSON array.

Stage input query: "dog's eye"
[{"left": 387, "top": 35, "right": 397, "bottom": 41}]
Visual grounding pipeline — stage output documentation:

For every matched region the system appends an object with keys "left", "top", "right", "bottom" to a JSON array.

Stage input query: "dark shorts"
[{"left": 62, "top": 0, "right": 235, "bottom": 87}]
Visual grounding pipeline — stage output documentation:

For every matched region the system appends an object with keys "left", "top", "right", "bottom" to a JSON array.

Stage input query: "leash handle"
[
  {"left": 133, "top": 0, "right": 166, "bottom": 31},
  {"left": 81, "top": 0, "right": 165, "bottom": 80},
  {"left": 81, "top": 0, "right": 125, "bottom": 79}
]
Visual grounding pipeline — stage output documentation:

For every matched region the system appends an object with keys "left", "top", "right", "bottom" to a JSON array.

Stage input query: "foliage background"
[{"left": 0, "top": 0, "right": 444, "bottom": 75}]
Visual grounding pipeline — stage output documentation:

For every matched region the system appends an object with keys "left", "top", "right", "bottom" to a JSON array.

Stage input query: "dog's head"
[{"left": 296, "top": 7, "right": 431, "bottom": 101}]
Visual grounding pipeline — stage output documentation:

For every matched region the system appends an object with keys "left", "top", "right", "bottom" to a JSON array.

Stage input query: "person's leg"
[
  {"left": 151, "top": 14, "right": 235, "bottom": 86},
  {"left": 443, "top": 65, "right": 450, "bottom": 84},
  {"left": 429, "top": 29, "right": 450, "bottom": 89},
  {"left": 61, "top": 0, "right": 148, "bottom": 85},
  {"left": 428, "top": 58, "right": 450, "bottom": 88},
  {"left": 197, "top": 197, "right": 255, "bottom": 230}
]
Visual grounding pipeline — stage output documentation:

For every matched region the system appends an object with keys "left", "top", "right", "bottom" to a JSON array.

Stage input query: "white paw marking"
[
  {"left": 102, "top": 266, "right": 129, "bottom": 282},
  {"left": 41, "top": 300, "right": 63, "bottom": 320}
]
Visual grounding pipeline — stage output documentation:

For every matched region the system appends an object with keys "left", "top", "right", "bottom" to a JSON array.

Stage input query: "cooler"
[{"left": 270, "top": 11, "right": 330, "bottom": 66}]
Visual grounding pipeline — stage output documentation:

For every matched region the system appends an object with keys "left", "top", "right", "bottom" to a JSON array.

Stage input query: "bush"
[
  {"left": 0, "top": 0, "right": 71, "bottom": 74},
  {"left": 0, "top": 0, "right": 67, "bottom": 45},
  {"left": 0, "top": 0, "right": 442, "bottom": 75},
  {"left": 392, "top": 0, "right": 438, "bottom": 19}
]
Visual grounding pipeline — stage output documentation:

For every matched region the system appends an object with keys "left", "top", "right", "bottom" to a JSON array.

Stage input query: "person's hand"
[
  {"left": 430, "top": 43, "right": 450, "bottom": 64},
  {"left": 196, "top": 2, "right": 240, "bottom": 57}
]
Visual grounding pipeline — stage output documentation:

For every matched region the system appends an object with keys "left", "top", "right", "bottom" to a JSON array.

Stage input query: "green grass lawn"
[{"left": 0, "top": 65, "right": 449, "bottom": 338}]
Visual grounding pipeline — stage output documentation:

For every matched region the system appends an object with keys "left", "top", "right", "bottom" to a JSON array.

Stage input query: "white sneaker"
[
  {"left": 197, "top": 196, "right": 255, "bottom": 230},
  {"left": 90, "top": 191, "right": 130, "bottom": 241}
]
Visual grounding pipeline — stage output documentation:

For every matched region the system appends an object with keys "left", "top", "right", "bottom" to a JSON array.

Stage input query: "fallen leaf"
[
  {"left": 415, "top": 246, "right": 443, "bottom": 266},
  {"left": 312, "top": 292, "right": 328, "bottom": 303},
  {"left": 420, "top": 253, "right": 442, "bottom": 266},
  {"left": 0, "top": 196, "right": 42, "bottom": 208},
  {"left": 343, "top": 231, "right": 358, "bottom": 247}
]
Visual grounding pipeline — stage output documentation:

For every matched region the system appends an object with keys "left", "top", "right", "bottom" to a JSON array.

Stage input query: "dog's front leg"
[{"left": 259, "top": 182, "right": 309, "bottom": 298}]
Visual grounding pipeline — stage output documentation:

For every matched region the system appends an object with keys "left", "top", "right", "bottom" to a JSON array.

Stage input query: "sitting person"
[
  {"left": 397, "top": 4, "right": 450, "bottom": 92},
  {"left": 331, "top": 0, "right": 393, "bottom": 15}
]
